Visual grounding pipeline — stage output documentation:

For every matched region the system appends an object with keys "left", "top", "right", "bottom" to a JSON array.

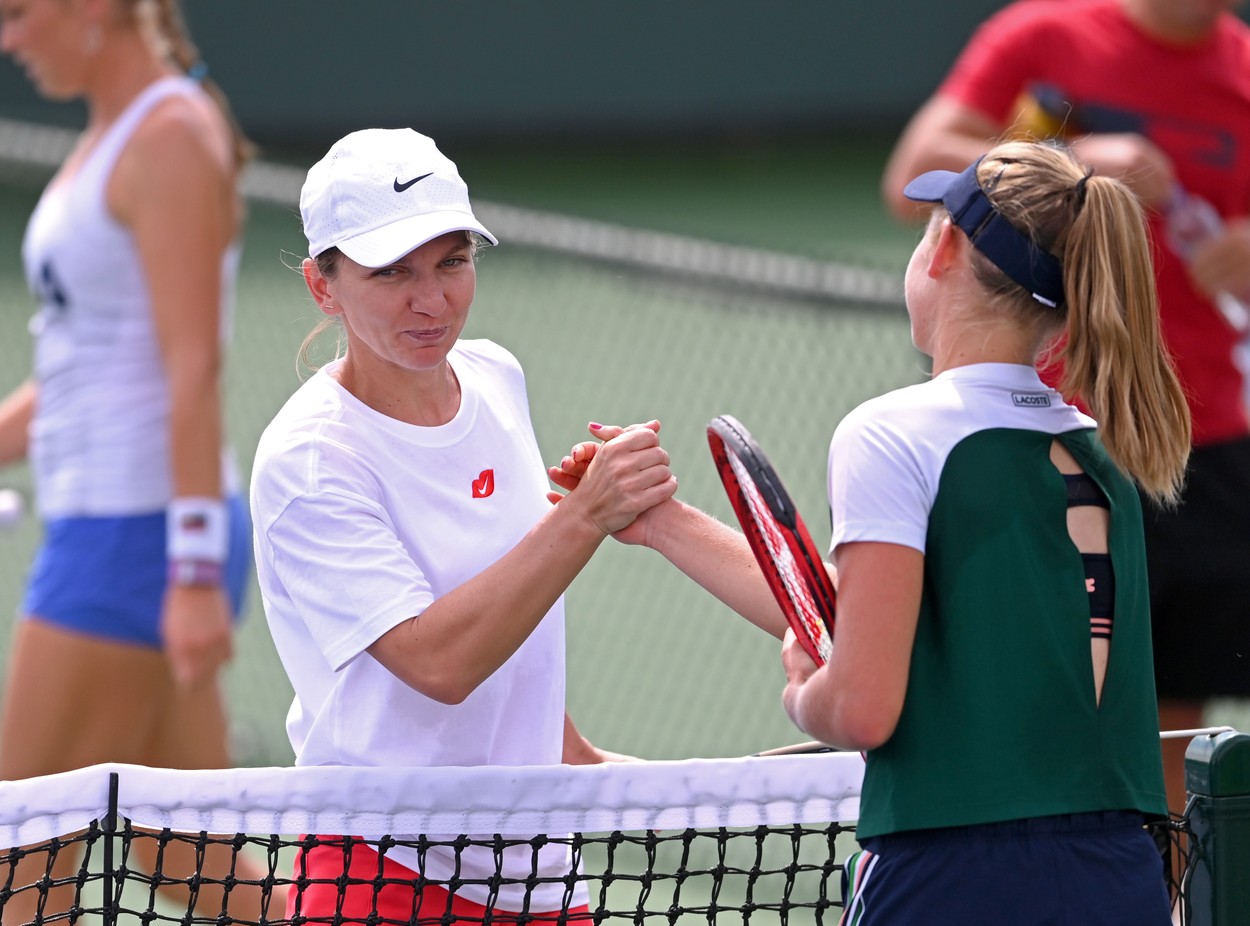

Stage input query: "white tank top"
[{"left": 21, "top": 76, "right": 240, "bottom": 518}]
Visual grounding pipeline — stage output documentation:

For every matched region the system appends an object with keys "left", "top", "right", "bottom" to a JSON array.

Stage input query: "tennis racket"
[{"left": 706, "top": 414, "right": 835, "bottom": 665}]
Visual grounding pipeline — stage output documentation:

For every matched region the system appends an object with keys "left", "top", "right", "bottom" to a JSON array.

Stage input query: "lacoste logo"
[
  {"left": 472, "top": 469, "right": 495, "bottom": 499},
  {"left": 393, "top": 172, "right": 433, "bottom": 192},
  {"left": 1011, "top": 392, "right": 1051, "bottom": 408}
]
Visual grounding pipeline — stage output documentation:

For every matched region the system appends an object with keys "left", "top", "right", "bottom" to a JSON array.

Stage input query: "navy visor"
[{"left": 904, "top": 159, "right": 1065, "bottom": 309}]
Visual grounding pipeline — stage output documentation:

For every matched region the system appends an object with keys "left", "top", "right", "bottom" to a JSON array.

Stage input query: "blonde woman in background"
[{"left": 0, "top": 0, "right": 278, "bottom": 920}]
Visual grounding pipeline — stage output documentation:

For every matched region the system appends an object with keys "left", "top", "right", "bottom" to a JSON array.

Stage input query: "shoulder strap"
[{"left": 86, "top": 76, "right": 201, "bottom": 180}]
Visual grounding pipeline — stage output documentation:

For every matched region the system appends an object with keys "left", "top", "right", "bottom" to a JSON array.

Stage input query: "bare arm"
[
  {"left": 628, "top": 499, "right": 788, "bottom": 639},
  {"left": 0, "top": 380, "right": 35, "bottom": 467},
  {"left": 113, "top": 99, "right": 235, "bottom": 503},
  {"left": 368, "top": 427, "right": 676, "bottom": 704},
  {"left": 549, "top": 426, "right": 788, "bottom": 639},
  {"left": 109, "top": 96, "right": 238, "bottom": 688},
  {"left": 882, "top": 96, "right": 1003, "bottom": 222},
  {"left": 781, "top": 541, "right": 923, "bottom": 751}
]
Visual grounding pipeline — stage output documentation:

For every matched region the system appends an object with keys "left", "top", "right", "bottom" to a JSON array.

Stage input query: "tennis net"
[
  {"left": 0, "top": 751, "right": 864, "bottom": 925},
  {"left": 2, "top": 744, "right": 1230, "bottom": 924},
  {"left": 2, "top": 744, "right": 1231, "bottom": 926}
]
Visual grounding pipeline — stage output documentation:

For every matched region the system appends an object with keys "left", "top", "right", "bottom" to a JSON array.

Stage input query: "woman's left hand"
[
  {"left": 548, "top": 422, "right": 662, "bottom": 497},
  {"left": 780, "top": 628, "right": 820, "bottom": 730},
  {"left": 161, "top": 586, "right": 233, "bottom": 688},
  {"left": 546, "top": 439, "right": 599, "bottom": 499}
]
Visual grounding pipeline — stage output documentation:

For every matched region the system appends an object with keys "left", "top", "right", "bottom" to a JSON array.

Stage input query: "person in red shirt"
[{"left": 881, "top": 0, "right": 1250, "bottom": 814}]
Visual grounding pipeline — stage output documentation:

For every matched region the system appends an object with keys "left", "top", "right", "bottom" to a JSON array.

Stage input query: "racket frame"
[{"left": 707, "top": 414, "right": 836, "bottom": 665}]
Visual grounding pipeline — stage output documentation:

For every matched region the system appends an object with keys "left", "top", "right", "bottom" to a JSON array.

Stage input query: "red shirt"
[{"left": 940, "top": 0, "right": 1250, "bottom": 444}]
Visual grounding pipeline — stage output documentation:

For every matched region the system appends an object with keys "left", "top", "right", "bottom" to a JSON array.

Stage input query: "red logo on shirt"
[{"left": 472, "top": 469, "right": 495, "bottom": 498}]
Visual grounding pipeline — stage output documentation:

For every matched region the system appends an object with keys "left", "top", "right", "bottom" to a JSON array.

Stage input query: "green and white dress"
[{"left": 828, "top": 362, "right": 1167, "bottom": 841}]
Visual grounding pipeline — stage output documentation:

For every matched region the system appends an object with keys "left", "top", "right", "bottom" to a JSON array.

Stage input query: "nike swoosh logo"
[
  {"left": 472, "top": 469, "right": 495, "bottom": 499},
  {"left": 393, "top": 172, "right": 433, "bottom": 192}
]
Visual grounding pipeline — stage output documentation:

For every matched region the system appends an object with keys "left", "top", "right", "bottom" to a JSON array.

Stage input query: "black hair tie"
[{"left": 1074, "top": 167, "right": 1095, "bottom": 209}]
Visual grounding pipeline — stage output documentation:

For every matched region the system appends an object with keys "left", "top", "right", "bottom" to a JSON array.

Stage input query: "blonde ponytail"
[
  {"left": 1059, "top": 174, "right": 1190, "bottom": 503},
  {"left": 971, "top": 142, "right": 1191, "bottom": 502}
]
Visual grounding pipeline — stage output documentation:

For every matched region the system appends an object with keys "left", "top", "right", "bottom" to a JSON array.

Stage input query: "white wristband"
[{"left": 167, "top": 497, "right": 228, "bottom": 563}]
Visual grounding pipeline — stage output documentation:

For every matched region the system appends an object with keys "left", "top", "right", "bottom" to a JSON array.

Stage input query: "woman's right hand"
[{"left": 548, "top": 421, "right": 676, "bottom": 543}]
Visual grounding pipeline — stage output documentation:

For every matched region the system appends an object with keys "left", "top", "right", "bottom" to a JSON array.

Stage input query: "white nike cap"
[{"left": 300, "top": 128, "right": 498, "bottom": 267}]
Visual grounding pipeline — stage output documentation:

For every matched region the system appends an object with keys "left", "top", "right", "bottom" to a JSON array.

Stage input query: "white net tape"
[{"left": 0, "top": 752, "right": 863, "bottom": 847}]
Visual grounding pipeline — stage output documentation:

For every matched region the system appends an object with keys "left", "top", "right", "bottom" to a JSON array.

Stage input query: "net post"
[
  {"left": 1183, "top": 729, "right": 1250, "bottom": 926},
  {"left": 102, "top": 771, "right": 119, "bottom": 926}
]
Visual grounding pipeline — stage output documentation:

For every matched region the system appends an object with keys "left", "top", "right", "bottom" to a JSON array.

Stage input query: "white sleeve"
[
  {"left": 827, "top": 405, "right": 933, "bottom": 556},
  {"left": 263, "top": 489, "right": 434, "bottom": 672}
]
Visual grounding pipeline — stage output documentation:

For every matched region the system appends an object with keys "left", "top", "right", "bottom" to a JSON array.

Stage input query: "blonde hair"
[
  {"left": 969, "top": 141, "right": 1190, "bottom": 503},
  {"left": 295, "top": 249, "right": 346, "bottom": 377},
  {"left": 118, "top": 0, "right": 255, "bottom": 167}
]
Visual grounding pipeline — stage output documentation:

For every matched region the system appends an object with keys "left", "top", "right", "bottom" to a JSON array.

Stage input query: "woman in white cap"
[
  {"left": 0, "top": 0, "right": 272, "bottom": 920},
  {"left": 250, "top": 127, "right": 678, "bottom": 922}
]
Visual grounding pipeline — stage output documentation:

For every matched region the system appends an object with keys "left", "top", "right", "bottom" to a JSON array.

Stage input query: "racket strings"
[{"left": 727, "top": 453, "right": 834, "bottom": 663}]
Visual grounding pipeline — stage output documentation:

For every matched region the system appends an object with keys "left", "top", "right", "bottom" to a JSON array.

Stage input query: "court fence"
[{"left": 0, "top": 116, "right": 905, "bottom": 311}]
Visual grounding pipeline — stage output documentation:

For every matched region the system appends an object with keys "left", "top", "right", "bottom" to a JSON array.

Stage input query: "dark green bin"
[{"left": 1184, "top": 730, "right": 1250, "bottom": 926}]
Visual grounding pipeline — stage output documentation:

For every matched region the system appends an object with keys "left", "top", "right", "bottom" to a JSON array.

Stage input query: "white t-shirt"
[
  {"left": 827, "top": 363, "right": 1096, "bottom": 555},
  {"left": 251, "top": 339, "right": 581, "bottom": 909},
  {"left": 22, "top": 76, "right": 239, "bottom": 517}
]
